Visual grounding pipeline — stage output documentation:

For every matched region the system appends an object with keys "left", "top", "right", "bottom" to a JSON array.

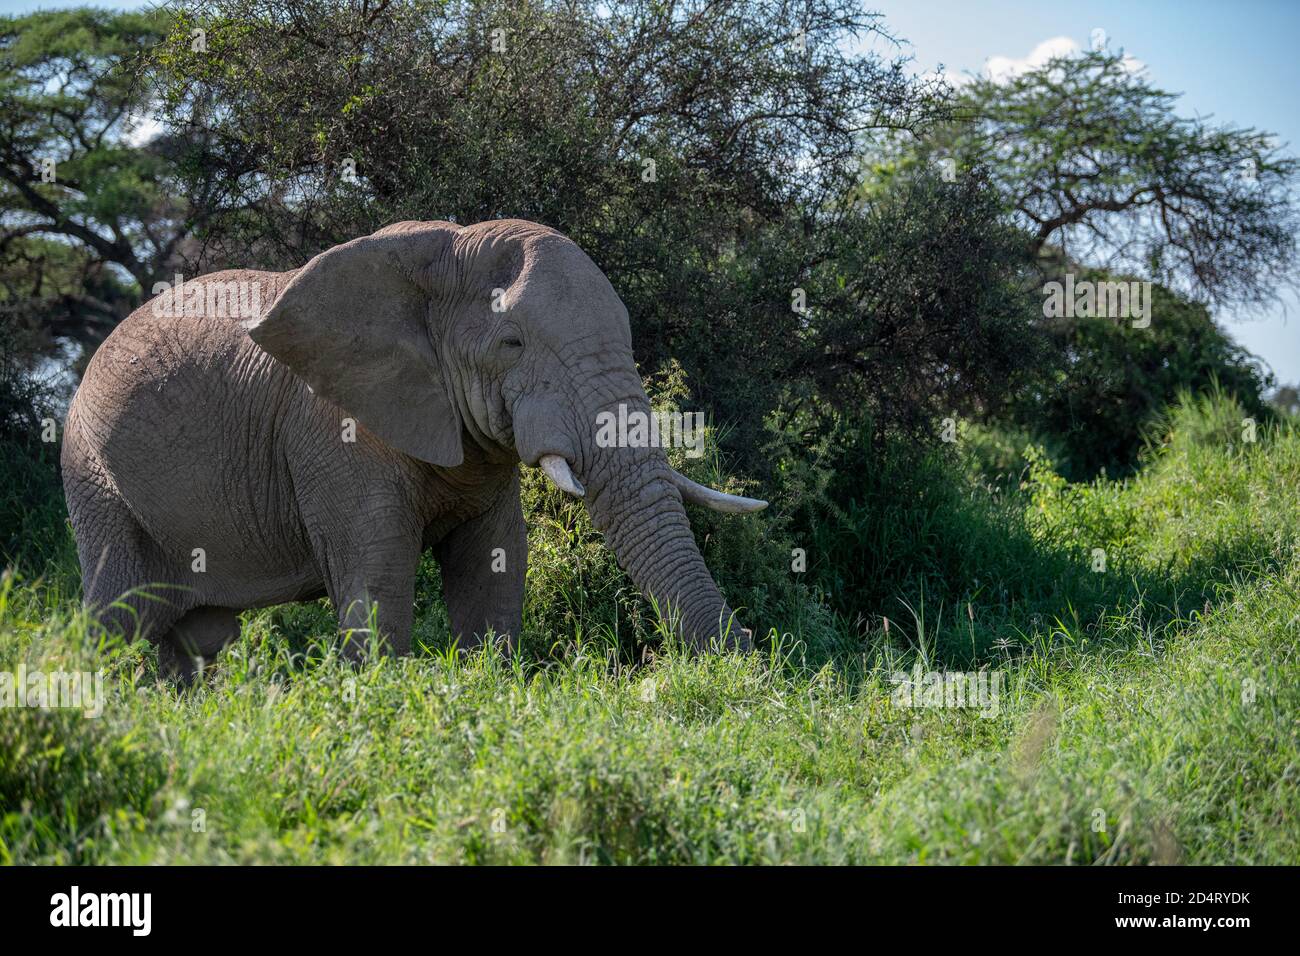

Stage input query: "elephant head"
[{"left": 245, "top": 219, "right": 765, "bottom": 650}]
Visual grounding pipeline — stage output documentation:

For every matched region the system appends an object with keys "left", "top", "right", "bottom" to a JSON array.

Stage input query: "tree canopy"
[
  {"left": 929, "top": 48, "right": 1299, "bottom": 308},
  {"left": 0, "top": 8, "right": 180, "bottom": 357}
]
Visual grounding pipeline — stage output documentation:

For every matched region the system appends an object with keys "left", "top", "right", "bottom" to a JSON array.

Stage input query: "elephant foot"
[{"left": 157, "top": 606, "right": 241, "bottom": 684}]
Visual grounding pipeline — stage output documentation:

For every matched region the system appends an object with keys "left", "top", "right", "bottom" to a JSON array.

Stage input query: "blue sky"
[{"left": 5, "top": 0, "right": 1298, "bottom": 382}]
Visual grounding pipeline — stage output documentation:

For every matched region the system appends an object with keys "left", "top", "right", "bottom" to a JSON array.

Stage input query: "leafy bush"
[
  {"left": 0, "top": 338, "right": 74, "bottom": 578},
  {"left": 1024, "top": 387, "right": 1299, "bottom": 590},
  {"left": 958, "top": 419, "right": 1038, "bottom": 489},
  {"left": 1014, "top": 276, "right": 1274, "bottom": 479}
]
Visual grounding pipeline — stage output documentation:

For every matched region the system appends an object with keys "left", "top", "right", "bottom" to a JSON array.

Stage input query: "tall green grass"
[{"left": 1, "top": 392, "right": 1296, "bottom": 863}]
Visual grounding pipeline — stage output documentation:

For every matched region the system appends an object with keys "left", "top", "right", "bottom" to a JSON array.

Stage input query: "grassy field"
[{"left": 1, "top": 394, "right": 1297, "bottom": 864}]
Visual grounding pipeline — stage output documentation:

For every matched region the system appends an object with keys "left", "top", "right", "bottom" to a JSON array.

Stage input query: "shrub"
[{"left": 0, "top": 336, "right": 75, "bottom": 579}]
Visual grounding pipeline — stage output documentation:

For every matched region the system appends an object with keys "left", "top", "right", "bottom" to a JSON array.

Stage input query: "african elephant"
[{"left": 61, "top": 219, "right": 766, "bottom": 678}]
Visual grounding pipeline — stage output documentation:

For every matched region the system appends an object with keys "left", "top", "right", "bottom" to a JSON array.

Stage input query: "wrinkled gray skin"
[{"left": 62, "top": 220, "right": 766, "bottom": 679}]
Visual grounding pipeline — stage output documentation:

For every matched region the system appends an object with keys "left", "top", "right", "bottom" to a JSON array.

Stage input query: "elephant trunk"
[{"left": 574, "top": 396, "right": 748, "bottom": 651}]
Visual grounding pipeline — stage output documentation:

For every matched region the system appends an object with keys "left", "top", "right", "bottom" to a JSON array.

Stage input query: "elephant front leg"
[
  {"left": 435, "top": 475, "right": 527, "bottom": 652},
  {"left": 329, "top": 532, "right": 420, "bottom": 660}
]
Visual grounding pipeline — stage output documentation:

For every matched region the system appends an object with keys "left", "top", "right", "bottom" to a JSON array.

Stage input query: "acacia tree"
[
  {"left": 0, "top": 8, "right": 190, "bottom": 359},
  {"left": 870, "top": 46, "right": 1300, "bottom": 476},
  {"left": 932, "top": 48, "right": 1298, "bottom": 308}
]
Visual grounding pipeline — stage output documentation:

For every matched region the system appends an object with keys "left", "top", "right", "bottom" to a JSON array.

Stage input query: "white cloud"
[
  {"left": 984, "top": 36, "right": 1081, "bottom": 83},
  {"left": 982, "top": 36, "right": 1144, "bottom": 84}
]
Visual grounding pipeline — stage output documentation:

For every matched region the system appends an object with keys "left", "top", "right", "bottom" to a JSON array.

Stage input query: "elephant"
[{"left": 61, "top": 219, "right": 767, "bottom": 679}]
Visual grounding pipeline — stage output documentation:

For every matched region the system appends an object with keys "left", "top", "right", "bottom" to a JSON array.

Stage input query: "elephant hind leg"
[
  {"left": 158, "top": 606, "right": 241, "bottom": 684},
  {"left": 75, "top": 497, "right": 189, "bottom": 644}
]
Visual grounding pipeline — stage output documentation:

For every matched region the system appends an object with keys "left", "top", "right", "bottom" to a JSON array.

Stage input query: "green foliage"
[
  {"left": 517, "top": 464, "right": 638, "bottom": 653},
  {"left": 0, "top": 336, "right": 74, "bottom": 578},
  {"left": 1024, "top": 387, "right": 1298, "bottom": 592},
  {"left": 958, "top": 419, "right": 1038, "bottom": 488},
  {"left": 0, "top": 575, "right": 164, "bottom": 863},
  {"left": 0, "top": 7, "right": 179, "bottom": 358},
  {"left": 1020, "top": 276, "right": 1274, "bottom": 478},
  {"left": 0, "top": 438, "right": 70, "bottom": 580},
  {"left": 797, "top": 168, "right": 1046, "bottom": 443},
  {"left": 1269, "top": 383, "right": 1300, "bottom": 417},
  {"left": 771, "top": 403, "right": 1070, "bottom": 659},
  {"left": 1022, "top": 444, "right": 1141, "bottom": 564}
]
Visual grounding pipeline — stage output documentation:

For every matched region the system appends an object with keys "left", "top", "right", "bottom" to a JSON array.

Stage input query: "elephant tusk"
[
  {"left": 669, "top": 469, "right": 768, "bottom": 514},
  {"left": 539, "top": 454, "right": 585, "bottom": 498}
]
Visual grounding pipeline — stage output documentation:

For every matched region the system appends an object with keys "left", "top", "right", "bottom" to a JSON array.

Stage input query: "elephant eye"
[{"left": 499, "top": 336, "right": 524, "bottom": 350}]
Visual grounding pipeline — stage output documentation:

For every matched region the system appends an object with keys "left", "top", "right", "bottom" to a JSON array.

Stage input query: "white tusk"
[
  {"left": 669, "top": 470, "right": 768, "bottom": 514},
  {"left": 539, "top": 454, "right": 585, "bottom": 498}
]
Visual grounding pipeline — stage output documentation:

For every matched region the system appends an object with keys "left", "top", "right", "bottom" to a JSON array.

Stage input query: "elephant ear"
[{"left": 246, "top": 221, "right": 465, "bottom": 467}]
